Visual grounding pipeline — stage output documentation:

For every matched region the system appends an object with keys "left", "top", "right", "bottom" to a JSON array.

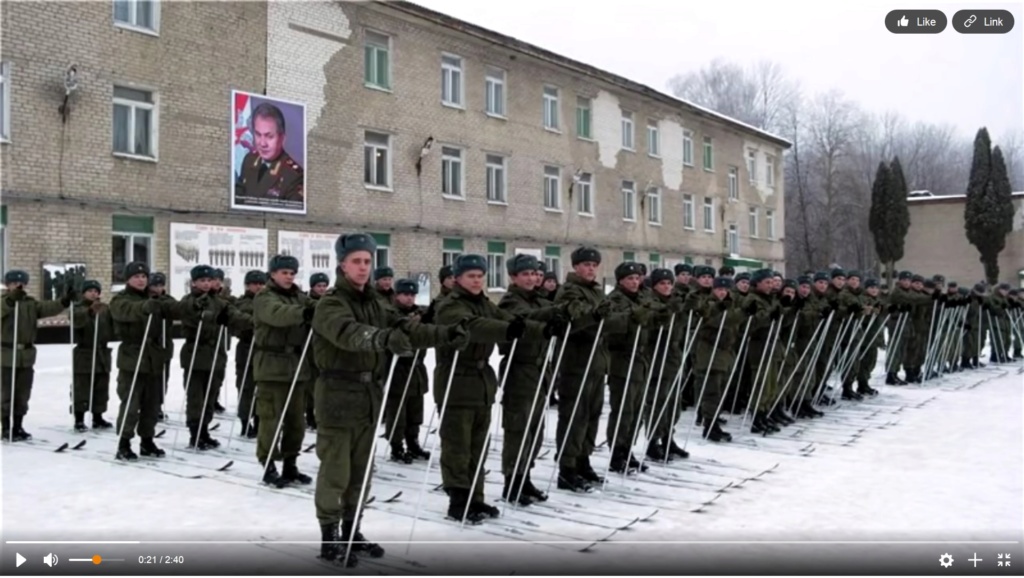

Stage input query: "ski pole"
[
  {"left": 193, "top": 327, "right": 224, "bottom": 450},
  {"left": 8, "top": 302, "right": 19, "bottom": 441},
  {"left": 258, "top": 329, "right": 313, "bottom": 483},
  {"left": 600, "top": 325, "right": 642, "bottom": 493},
  {"left": 227, "top": 338, "right": 256, "bottom": 450},
  {"left": 88, "top": 309, "right": 100, "bottom": 422},
  {"left": 386, "top": 349, "right": 422, "bottom": 448},
  {"left": 114, "top": 314, "right": 153, "bottom": 453}
]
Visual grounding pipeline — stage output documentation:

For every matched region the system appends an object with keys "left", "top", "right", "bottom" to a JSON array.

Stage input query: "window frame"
[
  {"left": 442, "top": 238, "right": 463, "bottom": 267},
  {"left": 621, "top": 180, "right": 637, "bottom": 222},
  {"left": 728, "top": 166, "right": 739, "bottom": 200},
  {"left": 766, "top": 209, "right": 776, "bottom": 240},
  {"left": 111, "top": 215, "right": 154, "bottom": 285},
  {"left": 766, "top": 155, "right": 776, "bottom": 188},
  {"left": 441, "top": 53, "right": 464, "bottom": 108},
  {"left": 542, "top": 86, "right": 560, "bottom": 131},
  {"left": 647, "top": 120, "right": 660, "bottom": 157},
  {"left": 543, "top": 165, "right": 561, "bottom": 211},
  {"left": 362, "top": 130, "right": 392, "bottom": 191},
  {"left": 702, "top": 196, "right": 715, "bottom": 232},
  {"left": 646, "top": 186, "right": 662, "bottom": 225},
  {"left": 484, "top": 66, "right": 506, "bottom": 118},
  {"left": 112, "top": 85, "right": 158, "bottom": 160},
  {"left": 576, "top": 172, "right": 594, "bottom": 217},
  {"left": 113, "top": 0, "right": 160, "bottom": 35},
  {"left": 441, "top": 146, "right": 464, "bottom": 199},
  {"left": 544, "top": 246, "right": 562, "bottom": 280},
  {"left": 363, "top": 29, "right": 392, "bottom": 91},
  {"left": 702, "top": 136, "right": 714, "bottom": 171},
  {"left": 747, "top": 149, "right": 758, "bottom": 183},
  {"left": 576, "top": 96, "right": 592, "bottom": 140},
  {"left": 0, "top": 62, "right": 10, "bottom": 142},
  {"left": 486, "top": 241, "right": 507, "bottom": 290},
  {"left": 682, "top": 130, "right": 694, "bottom": 166},
  {"left": 727, "top": 223, "right": 739, "bottom": 255},
  {"left": 371, "top": 233, "right": 391, "bottom": 271},
  {"left": 485, "top": 154, "right": 508, "bottom": 204},
  {"left": 749, "top": 207, "right": 759, "bottom": 238},
  {"left": 682, "top": 194, "right": 695, "bottom": 230},
  {"left": 621, "top": 110, "right": 635, "bottom": 150}
]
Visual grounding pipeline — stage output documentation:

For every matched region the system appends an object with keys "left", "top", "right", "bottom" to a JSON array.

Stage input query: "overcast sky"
[{"left": 414, "top": 0, "right": 1023, "bottom": 142}]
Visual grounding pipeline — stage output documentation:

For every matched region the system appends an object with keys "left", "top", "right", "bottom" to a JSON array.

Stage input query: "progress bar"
[{"left": 67, "top": 556, "right": 124, "bottom": 564}]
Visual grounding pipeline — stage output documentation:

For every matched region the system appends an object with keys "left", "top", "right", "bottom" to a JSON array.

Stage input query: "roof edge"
[{"left": 376, "top": 0, "right": 792, "bottom": 149}]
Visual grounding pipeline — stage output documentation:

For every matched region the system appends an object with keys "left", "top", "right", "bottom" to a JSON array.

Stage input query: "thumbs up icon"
[{"left": 897, "top": 14, "right": 909, "bottom": 26}]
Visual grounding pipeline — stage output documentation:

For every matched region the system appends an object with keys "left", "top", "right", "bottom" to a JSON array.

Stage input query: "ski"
[
  {"left": 54, "top": 440, "right": 88, "bottom": 452},
  {"left": 303, "top": 442, "right": 316, "bottom": 453},
  {"left": 254, "top": 536, "right": 429, "bottom": 575},
  {"left": 54, "top": 442, "right": 69, "bottom": 452},
  {"left": 154, "top": 429, "right": 167, "bottom": 438}
]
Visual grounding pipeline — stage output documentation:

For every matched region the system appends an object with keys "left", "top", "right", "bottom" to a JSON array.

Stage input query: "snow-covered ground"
[{"left": 1, "top": 342, "right": 1021, "bottom": 574}]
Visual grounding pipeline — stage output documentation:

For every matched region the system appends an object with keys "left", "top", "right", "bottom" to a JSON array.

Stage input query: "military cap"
[
  {"left": 735, "top": 272, "right": 751, "bottom": 282},
  {"left": 453, "top": 254, "right": 487, "bottom": 277},
  {"left": 507, "top": 254, "right": 540, "bottom": 276},
  {"left": 911, "top": 274, "right": 925, "bottom": 283},
  {"left": 650, "top": 268, "right": 673, "bottom": 285},
  {"left": 309, "top": 272, "right": 329, "bottom": 287},
  {"left": 123, "top": 262, "right": 149, "bottom": 280},
  {"left": 614, "top": 261, "right": 644, "bottom": 281},
  {"left": 571, "top": 246, "right": 601, "bottom": 266},
  {"left": 543, "top": 271, "right": 557, "bottom": 283},
  {"left": 3, "top": 270, "right": 29, "bottom": 285},
  {"left": 947, "top": 281, "right": 959, "bottom": 289},
  {"left": 772, "top": 271, "right": 784, "bottom": 279},
  {"left": 245, "top": 271, "right": 268, "bottom": 285},
  {"left": 637, "top": 263, "right": 648, "bottom": 276},
  {"left": 82, "top": 280, "right": 102, "bottom": 294},
  {"left": 797, "top": 275, "right": 813, "bottom": 286},
  {"left": 674, "top": 263, "right": 693, "bottom": 275},
  {"left": 269, "top": 255, "right": 299, "bottom": 273},
  {"left": 713, "top": 276, "right": 733, "bottom": 289},
  {"left": 695, "top": 265, "right": 715, "bottom": 278},
  {"left": 212, "top": 268, "right": 225, "bottom": 281},
  {"left": 997, "top": 282, "right": 1012, "bottom": 291},
  {"left": 958, "top": 287, "right": 970, "bottom": 296},
  {"left": 933, "top": 274, "right": 945, "bottom": 284},
  {"left": 864, "top": 278, "right": 879, "bottom": 289},
  {"left": 642, "top": 276, "right": 653, "bottom": 288},
  {"left": 536, "top": 261, "right": 547, "bottom": 273},
  {"left": 394, "top": 278, "right": 418, "bottom": 295},
  {"left": 783, "top": 278, "right": 798, "bottom": 290},
  {"left": 898, "top": 271, "right": 913, "bottom": 280},
  {"left": 718, "top": 265, "right": 735, "bottom": 276},
  {"left": 751, "top": 268, "right": 773, "bottom": 285},
  {"left": 813, "top": 272, "right": 829, "bottom": 282},
  {"left": 373, "top": 266, "right": 394, "bottom": 281},
  {"left": 438, "top": 265, "right": 454, "bottom": 283},
  {"left": 148, "top": 272, "right": 167, "bottom": 286},
  {"left": 334, "top": 233, "right": 377, "bottom": 261},
  {"left": 190, "top": 265, "right": 215, "bottom": 281},
  {"left": 973, "top": 283, "right": 986, "bottom": 293},
  {"left": 923, "top": 279, "right": 936, "bottom": 289},
  {"left": 830, "top": 268, "right": 846, "bottom": 279},
  {"left": 846, "top": 270, "right": 861, "bottom": 280}
]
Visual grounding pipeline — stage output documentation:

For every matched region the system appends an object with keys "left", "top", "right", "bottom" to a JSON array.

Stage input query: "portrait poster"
[
  {"left": 231, "top": 90, "right": 307, "bottom": 215},
  {"left": 169, "top": 223, "right": 268, "bottom": 300},
  {"left": 277, "top": 230, "right": 336, "bottom": 288}
]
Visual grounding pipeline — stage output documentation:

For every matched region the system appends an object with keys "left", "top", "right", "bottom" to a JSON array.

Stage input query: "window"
[
  {"left": 703, "top": 196, "right": 715, "bottom": 232},
  {"left": 766, "top": 210, "right": 776, "bottom": 240},
  {"left": 0, "top": 62, "right": 9, "bottom": 141},
  {"left": 576, "top": 172, "right": 593, "bottom": 215},
  {"left": 363, "top": 131, "right": 391, "bottom": 189},
  {"left": 621, "top": 110, "right": 634, "bottom": 150},
  {"left": 728, "top": 167, "right": 739, "bottom": 200},
  {"left": 363, "top": 30, "right": 391, "bottom": 90},
  {"left": 749, "top": 207, "right": 759, "bottom": 238},
  {"left": 441, "top": 146, "right": 463, "bottom": 198},
  {"left": 441, "top": 54, "right": 463, "bottom": 107},
  {"left": 682, "top": 130, "right": 694, "bottom": 166},
  {"left": 646, "top": 186, "right": 662, "bottom": 225},
  {"left": 112, "top": 86, "right": 156, "bottom": 158},
  {"left": 543, "top": 86, "right": 560, "bottom": 130},
  {"left": 543, "top": 166, "right": 561, "bottom": 210},
  {"left": 702, "top": 136, "right": 714, "bottom": 170},
  {"left": 576, "top": 97, "right": 592, "bottom": 139},
  {"left": 766, "top": 155, "right": 775, "bottom": 187},
  {"left": 647, "top": 121, "right": 660, "bottom": 157},
  {"left": 111, "top": 215, "right": 153, "bottom": 284},
  {"left": 486, "top": 241, "right": 506, "bottom": 290},
  {"left": 371, "top": 233, "right": 390, "bottom": 270},
  {"left": 623, "top": 251, "right": 636, "bottom": 263},
  {"left": 747, "top": 149, "right": 757, "bottom": 183},
  {"left": 728, "top": 224, "right": 739, "bottom": 254},
  {"left": 485, "top": 67, "right": 506, "bottom": 117},
  {"left": 621, "top": 180, "right": 636, "bottom": 221},
  {"left": 704, "top": 258, "right": 713, "bottom": 266},
  {"left": 682, "top": 194, "right": 695, "bottom": 229},
  {"left": 649, "top": 252, "right": 661, "bottom": 272},
  {"left": 442, "top": 238, "right": 463, "bottom": 267},
  {"left": 544, "top": 246, "right": 561, "bottom": 280},
  {"left": 114, "top": 0, "right": 158, "bottom": 32},
  {"left": 486, "top": 154, "right": 507, "bottom": 203}
]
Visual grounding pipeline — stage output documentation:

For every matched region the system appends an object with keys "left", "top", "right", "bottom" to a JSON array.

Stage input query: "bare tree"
[{"left": 998, "top": 128, "right": 1024, "bottom": 190}]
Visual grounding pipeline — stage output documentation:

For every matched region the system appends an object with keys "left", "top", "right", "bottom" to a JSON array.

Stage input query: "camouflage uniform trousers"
[
  {"left": 255, "top": 380, "right": 308, "bottom": 463},
  {"left": 115, "top": 372, "right": 162, "bottom": 440}
]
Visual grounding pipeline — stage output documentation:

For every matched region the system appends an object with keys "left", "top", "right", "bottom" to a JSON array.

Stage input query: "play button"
[{"left": 16, "top": 553, "right": 26, "bottom": 568}]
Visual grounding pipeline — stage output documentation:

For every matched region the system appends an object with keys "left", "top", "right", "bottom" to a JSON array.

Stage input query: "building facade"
[
  {"left": 900, "top": 193, "right": 1024, "bottom": 287},
  {"left": 0, "top": 0, "right": 789, "bottom": 309}
]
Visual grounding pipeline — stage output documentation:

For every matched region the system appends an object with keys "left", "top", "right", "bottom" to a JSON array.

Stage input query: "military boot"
[
  {"left": 11, "top": 416, "right": 31, "bottom": 441},
  {"left": 281, "top": 456, "right": 312, "bottom": 485},
  {"left": 247, "top": 416, "right": 259, "bottom": 439},
  {"left": 74, "top": 412, "right": 89, "bottom": 432},
  {"left": 556, "top": 468, "right": 591, "bottom": 493},
  {"left": 801, "top": 400, "right": 824, "bottom": 418},
  {"left": 198, "top": 424, "right": 220, "bottom": 449},
  {"left": 470, "top": 500, "right": 500, "bottom": 519},
  {"left": 306, "top": 408, "right": 317, "bottom": 432},
  {"left": 389, "top": 442, "right": 412, "bottom": 464},
  {"left": 262, "top": 460, "right": 282, "bottom": 486},
  {"left": 577, "top": 456, "right": 604, "bottom": 485},
  {"left": 1, "top": 416, "right": 9, "bottom": 441},
  {"left": 645, "top": 439, "right": 670, "bottom": 462},
  {"left": 704, "top": 421, "right": 732, "bottom": 443},
  {"left": 885, "top": 372, "right": 907, "bottom": 385},
  {"left": 608, "top": 447, "right": 631, "bottom": 474},
  {"left": 502, "top": 476, "right": 534, "bottom": 506},
  {"left": 341, "top": 519, "right": 385, "bottom": 558},
  {"left": 140, "top": 437, "right": 166, "bottom": 458},
  {"left": 666, "top": 437, "right": 690, "bottom": 459},
  {"left": 93, "top": 413, "right": 113, "bottom": 429},
  {"left": 841, "top": 386, "right": 863, "bottom": 401},
  {"left": 521, "top": 473, "right": 548, "bottom": 502},
  {"left": 214, "top": 401, "right": 226, "bottom": 414},
  {"left": 319, "top": 522, "right": 357, "bottom": 567},
  {"left": 628, "top": 452, "right": 648, "bottom": 473},
  {"left": 447, "top": 488, "right": 486, "bottom": 524},
  {"left": 405, "top": 436, "right": 430, "bottom": 460},
  {"left": 116, "top": 437, "right": 138, "bottom": 461}
]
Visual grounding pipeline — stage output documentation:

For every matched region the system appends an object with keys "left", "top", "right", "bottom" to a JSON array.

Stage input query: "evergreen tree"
[
  {"left": 887, "top": 156, "right": 911, "bottom": 284},
  {"left": 964, "top": 128, "right": 1008, "bottom": 284},
  {"left": 868, "top": 162, "right": 893, "bottom": 282}
]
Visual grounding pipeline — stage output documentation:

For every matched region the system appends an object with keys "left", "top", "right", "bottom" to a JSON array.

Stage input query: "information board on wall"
[
  {"left": 169, "top": 223, "right": 269, "bottom": 299},
  {"left": 277, "top": 230, "right": 337, "bottom": 290}
]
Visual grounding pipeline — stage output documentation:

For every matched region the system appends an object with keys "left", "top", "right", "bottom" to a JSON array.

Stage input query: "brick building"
[
  {"left": 1, "top": 0, "right": 789, "bottom": 312},
  {"left": 900, "top": 192, "right": 1024, "bottom": 287}
]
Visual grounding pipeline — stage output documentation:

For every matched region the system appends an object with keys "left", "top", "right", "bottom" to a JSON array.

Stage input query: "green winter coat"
[
  {"left": 497, "top": 285, "right": 562, "bottom": 405},
  {"left": 605, "top": 287, "right": 661, "bottom": 381},
  {"left": 647, "top": 291, "right": 686, "bottom": 384},
  {"left": 0, "top": 291, "right": 67, "bottom": 367},
  {"left": 252, "top": 280, "right": 313, "bottom": 383},
  {"left": 693, "top": 295, "right": 743, "bottom": 373},
  {"left": 109, "top": 287, "right": 182, "bottom": 375},
  {"left": 553, "top": 272, "right": 629, "bottom": 377},
  {"left": 152, "top": 293, "right": 178, "bottom": 364},
  {"left": 888, "top": 286, "right": 931, "bottom": 338},
  {"left": 389, "top": 304, "right": 429, "bottom": 398},
  {"left": 72, "top": 301, "right": 115, "bottom": 375},
  {"left": 434, "top": 285, "right": 545, "bottom": 408},
  {"left": 178, "top": 290, "right": 251, "bottom": 372}
]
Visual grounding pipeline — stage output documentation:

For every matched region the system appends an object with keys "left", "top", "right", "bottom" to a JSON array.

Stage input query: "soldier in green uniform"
[
  {"left": 538, "top": 270, "right": 559, "bottom": 299},
  {"left": 855, "top": 279, "right": 884, "bottom": 396},
  {"left": 916, "top": 278, "right": 945, "bottom": 380},
  {"left": 434, "top": 254, "right": 560, "bottom": 522},
  {"left": 232, "top": 270, "right": 265, "bottom": 437},
  {"left": 373, "top": 267, "right": 395, "bottom": 303},
  {"left": 718, "top": 265, "right": 735, "bottom": 279},
  {"left": 683, "top": 266, "right": 715, "bottom": 413},
  {"left": 673, "top": 263, "right": 693, "bottom": 299},
  {"left": 642, "top": 268, "right": 688, "bottom": 461},
  {"left": 987, "top": 283, "right": 1013, "bottom": 362},
  {"left": 739, "top": 269, "right": 784, "bottom": 433},
  {"left": 497, "top": 255, "right": 567, "bottom": 504},
  {"left": 789, "top": 276, "right": 825, "bottom": 418},
  {"left": 1, "top": 270, "right": 71, "bottom": 440},
  {"left": 384, "top": 278, "right": 432, "bottom": 464},
  {"left": 553, "top": 247, "right": 628, "bottom": 492},
  {"left": 234, "top": 102, "right": 304, "bottom": 204},
  {"left": 884, "top": 271, "right": 913, "bottom": 385},
  {"left": 109, "top": 262, "right": 183, "bottom": 460},
  {"left": 252, "top": 256, "right": 315, "bottom": 486},
  {"left": 178, "top": 265, "right": 251, "bottom": 450},
  {"left": 210, "top": 269, "right": 232, "bottom": 414},
  {"left": 71, "top": 280, "right": 116, "bottom": 432},
  {"left": 310, "top": 233, "right": 467, "bottom": 565},
  {"left": 1007, "top": 289, "right": 1022, "bottom": 359},
  {"left": 146, "top": 272, "right": 175, "bottom": 421},
  {"left": 694, "top": 276, "right": 740, "bottom": 442},
  {"left": 305, "top": 272, "right": 331, "bottom": 431},
  {"left": 836, "top": 271, "right": 869, "bottom": 401},
  {"left": 768, "top": 279, "right": 800, "bottom": 423}
]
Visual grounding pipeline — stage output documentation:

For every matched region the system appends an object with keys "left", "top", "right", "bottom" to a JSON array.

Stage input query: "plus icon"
[
  {"left": 997, "top": 553, "right": 1011, "bottom": 567},
  {"left": 969, "top": 553, "right": 983, "bottom": 567}
]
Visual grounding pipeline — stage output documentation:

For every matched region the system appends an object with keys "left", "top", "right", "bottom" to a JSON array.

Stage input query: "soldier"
[
  {"left": 210, "top": 269, "right": 232, "bottom": 414},
  {"left": 538, "top": 270, "right": 559, "bottom": 299},
  {"left": 384, "top": 278, "right": 432, "bottom": 464},
  {"left": 718, "top": 265, "right": 735, "bottom": 279},
  {"left": 310, "top": 233, "right": 467, "bottom": 565},
  {"left": 232, "top": 270, "right": 265, "bottom": 438},
  {"left": 234, "top": 102, "right": 304, "bottom": 203},
  {"left": 252, "top": 255, "right": 315, "bottom": 486},
  {"left": 422, "top": 265, "right": 455, "bottom": 325},
  {"left": 987, "top": 283, "right": 1013, "bottom": 363},
  {"left": 1, "top": 270, "right": 71, "bottom": 440},
  {"left": 768, "top": 279, "right": 800, "bottom": 421},
  {"left": 694, "top": 276, "right": 739, "bottom": 442},
  {"left": 683, "top": 266, "right": 715, "bottom": 413},
  {"left": 1009, "top": 289, "right": 1022, "bottom": 359},
  {"left": 109, "top": 262, "right": 182, "bottom": 460},
  {"left": 178, "top": 265, "right": 251, "bottom": 450},
  {"left": 642, "top": 268, "right": 688, "bottom": 461},
  {"left": 373, "top": 266, "right": 395, "bottom": 303},
  {"left": 434, "top": 254, "right": 561, "bottom": 522},
  {"left": 497, "top": 255, "right": 568, "bottom": 505},
  {"left": 739, "top": 269, "right": 784, "bottom": 433},
  {"left": 71, "top": 280, "right": 115, "bottom": 432},
  {"left": 146, "top": 273, "right": 175, "bottom": 421},
  {"left": 553, "top": 247, "right": 628, "bottom": 492},
  {"left": 836, "top": 271, "right": 868, "bottom": 401},
  {"left": 673, "top": 263, "right": 693, "bottom": 299},
  {"left": 305, "top": 272, "right": 331, "bottom": 431},
  {"left": 917, "top": 278, "right": 945, "bottom": 379},
  {"left": 856, "top": 279, "right": 884, "bottom": 397},
  {"left": 732, "top": 272, "right": 751, "bottom": 299},
  {"left": 790, "top": 276, "right": 825, "bottom": 418},
  {"left": 966, "top": 283, "right": 988, "bottom": 369}
]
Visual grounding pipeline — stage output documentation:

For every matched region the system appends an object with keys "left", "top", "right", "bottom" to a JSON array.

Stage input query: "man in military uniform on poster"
[{"left": 234, "top": 102, "right": 304, "bottom": 204}]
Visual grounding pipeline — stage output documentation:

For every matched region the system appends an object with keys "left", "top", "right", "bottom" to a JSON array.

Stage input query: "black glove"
[
  {"left": 302, "top": 303, "right": 316, "bottom": 323},
  {"left": 591, "top": 300, "right": 614, "bottom": 321},
  {"left": 769, "top": 307, "right": 781, "bottom": 321},
  {"left": 543, "top": 315, "right": 568, "bottom": 339},
  {"left": 887, "top": 304, "right": 899, "bottom": 314},
  {"left": 446, "top": 320, "right": 470, "bottom": 349},
  {"left": 143, "top": 297, "right": 162, "bottom": 315},
  {"left": 900, "top": 304, "right": 912, "bottom": 313},
  {"left": 194, "top": 294, "right": 211, "bottom": 311},
  {"left": 631, "top": 305, "right": 652, "bottom": 325},
  {"left": 931, "top": 291, "right": 941, "bottom": 301},
  {"left": 963, "top": 323, "right": 972, "bottom": 331},
  {"left": 61, "top": 287, "right": 75, "bottom": 308},
  {"left": 974, "top": 295, "right": 984, "bottom": 304},
  {"left": 4, "top": 287, "right": 24, "bottom": 305},
  {"left": 744, "top": 302, "right": 759, "bottom": 316},
  {"left": 506, "top": 316, "right": 527, "bottom": 341},
  {"left": 780, "top": 295, "right": 793, "bottom": 307},
  {"left": 820, "top": 307, "right": 831, "bottom": 319},
  {"left": 215, "top": 307, "right": 230, "bottom": 325},
  {"left": 795, "top": 297, "right": 806, "bottom": 310},
  {"left": 982, "top": 303, "right": 992, "bottom": 313},
  {"left": 374, "top": 327, "right": 413, "bottom": 355},
  {"left": 717, "top": 300, "right": 730, "bottom": 311}
]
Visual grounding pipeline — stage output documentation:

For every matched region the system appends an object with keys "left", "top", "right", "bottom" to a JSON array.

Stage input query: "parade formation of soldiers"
[{"left": 2, "top": 236, "right": 1024, "bottom": 567}]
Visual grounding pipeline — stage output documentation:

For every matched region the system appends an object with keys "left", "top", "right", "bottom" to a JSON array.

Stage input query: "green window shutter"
[
  {"left": 443, "top": 238, "right": 464, "bottom": 251},
  {"left": 0, "top": 206, "right": 6, "bottom": 227},
  {"left": 623, "top": 251, "right": 635, "bottom": 262},
  {"left": 112, "top": 215, "right": 154, "bottom": 234},
  {"left": 684, "top": 256, "right": 694, "bottom": 264},
  {"left": 371, "top": 233, "right": 390, "bottom": 246},
  {"left": 649, "top": 253, "right": 661, "bottom": 265},
  {"left": 487, "top": 241, "right": 506, "bottom": 254},
  {"left": 545, "top": 245, "right": 560, "bottom": 257}
]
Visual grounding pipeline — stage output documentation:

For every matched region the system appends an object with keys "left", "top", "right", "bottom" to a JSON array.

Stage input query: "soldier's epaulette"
[{"left": 284, "top": 157, "right": 304, "bottom": 173}]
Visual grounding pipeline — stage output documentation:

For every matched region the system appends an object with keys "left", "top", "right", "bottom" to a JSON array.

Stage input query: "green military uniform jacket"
[
  {"left": 693, "top": 295, "right": 743, "bottom": 373},
  {"left": 109, "top": 287, "right": 182, "bottom": 375},
  {"left": 177, "top": 290, "right": 251, "bottom": 372},
  {"left": 389, "top": 303, "right": 430, "bottom": 398},
  {"left": 497, "top": 285, "right": 562, "bottom": 405},
  {"left": 554, "top": 273, "right": 630, "bottom": 378},
  {"left": 252, "top": 280, "right": 313, "bottom": 383},
  {"left": 72, "top": 301, "right": 115, "bottom": 375},
  {"left": 1, "top": 291, "right": 67, "bottom": 367},
  {"left": 647, "top": 290, "right": 687, "bottom": 385},
  {"left": 235, "top": 151, "right": 304, "bottom": 202}
]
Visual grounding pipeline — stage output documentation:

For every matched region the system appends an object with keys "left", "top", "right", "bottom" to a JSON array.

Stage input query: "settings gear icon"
[{"left": 939, "top": 553, "right": 954, "bottom": 568}]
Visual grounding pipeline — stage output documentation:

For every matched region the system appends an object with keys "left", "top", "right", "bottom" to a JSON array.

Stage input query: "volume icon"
[{"left": 43, "top": 553, "right": 59, "bottom": 567}]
